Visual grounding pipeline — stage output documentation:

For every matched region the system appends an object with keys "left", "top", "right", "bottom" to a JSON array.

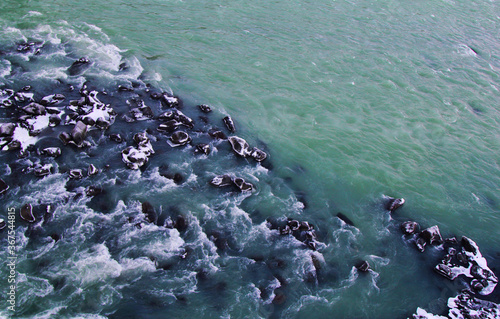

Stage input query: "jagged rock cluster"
[{"left": 266, "top": 218, "right": 322, "bottom": 251}]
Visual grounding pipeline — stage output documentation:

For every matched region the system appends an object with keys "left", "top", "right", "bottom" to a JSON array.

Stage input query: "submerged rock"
[
  {"left": 142, "top": 202, "right": 157, "bottom": 224},
  {"left": 336, "top": 212, "right": 355, "bottom": 226},
  {"left": 20, "top": 203, "right": 35, "bottom": 222},
  {"left": 40, "top": 147, "right": 61, "bottom": 157}
]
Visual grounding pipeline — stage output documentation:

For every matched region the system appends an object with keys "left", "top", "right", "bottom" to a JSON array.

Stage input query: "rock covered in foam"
[
  {"left": 431, "top": 236, "right": 497, "bottom": 298},
  {"left": 415, "top": 225, "right": 443, "bottom": 252},
  {"left": 413, "top": 292, "right": 500, "bottom": 319},
  {"left": 223, "top": 116, "right": 235, "bottom": 132},
  {"left": 122, "top": 132, "right": 154, "bottom": 169},
  {"left": 68, "top": 57, "right": 91, "bottom": 76},
  {"left": 209, "top": 175, "right": 254, "bottom": 192}
]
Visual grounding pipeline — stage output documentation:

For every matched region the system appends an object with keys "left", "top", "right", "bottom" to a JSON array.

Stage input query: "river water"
[{"left": 0, "top": 0, "right": 499, "bottom": 318}]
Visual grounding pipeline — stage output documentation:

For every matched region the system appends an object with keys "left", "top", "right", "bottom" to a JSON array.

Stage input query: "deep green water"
[{"left": 0, "top": 0, "right": 499, "bottom": 318}]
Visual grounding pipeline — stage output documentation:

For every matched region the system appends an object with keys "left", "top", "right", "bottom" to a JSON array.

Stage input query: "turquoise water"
[{"left": 0, "top": 0, "right": 499, "bottom": 318}]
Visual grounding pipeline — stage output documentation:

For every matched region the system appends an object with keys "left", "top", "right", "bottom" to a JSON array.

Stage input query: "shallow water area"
[{"left": 0, "top": 1, "right": 499, "bottom": 318}]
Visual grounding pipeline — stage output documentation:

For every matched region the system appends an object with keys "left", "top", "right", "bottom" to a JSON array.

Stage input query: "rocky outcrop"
[
  {"left": 122, "top": 132, "right": 154, "bottom": 169},
  {"left": 228, "top": 136, "right": 267, "bottom": 162},
  {"left": 209, "top": 175, "right": 254, "bottom": 192}
]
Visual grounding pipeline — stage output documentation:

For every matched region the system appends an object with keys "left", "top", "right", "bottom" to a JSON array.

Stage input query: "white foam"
[
  {"left": 72, "top": 244, "right": 122, "bottom": 285},
  {"left": 8, "top": 126, "right": 38, "bottom": 150},
  {"left": 414, "top": 307, "right": 448, "bottom": 319}
]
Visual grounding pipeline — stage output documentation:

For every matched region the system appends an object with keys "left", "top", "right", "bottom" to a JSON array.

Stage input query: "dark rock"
[
  {"left": 250, "top": 147, "right": 267, "bottom": 162},
  {"left": 386, "top": 197, "right": 405, "bottom": 212},
  {"left": 0, "top": 219, "right": 5, "bottom": 230},
  {"left": 86, "top": 186, "right": 103, "bottom": 197},
  {"left": 174, "top": 215, "right": 188, "bottom": 232},
  {"left": 34, "top": 164, "right": 53, "bottom": 177},
  {"left": 69, "top": 169, "right": 83, "bottom": 179},
  {"left": 130, "top": 105, "right": 154, "bottom": 120},
  {"left": 401, "top": 221, "right": 419, "bottom": 235},
  {"left": 142, "top": 202, "right": 157, "bottom": 224},
  {"left": 173, "top": 173, "right": 184, "bottom": 185},
  {"left": 415, "top": 237, "right": 427, "bottom": 252},
  {"left": 420, "top": 225, "right": 443, "bottom": 246},
  {"left": 228, "top": 136, "right": 251, "bottom": 157},
  {"left": 210, "top": 175, "right": 233, "bottom": 188},
  {"left": 82, "top": 117, "right": 95, "bottom": 126},
  {"left": 198, "top": 104, "right": 212, "bottom": 113},
  {"left": 88, "top": 164, "right": 99, "bottom": 176},
  {"left": 95, "top": 117, "right": 111, "bottom": 130},
  {"left": 14, "top": 91, "right": 34, "bottom": 103},
  {"left": 170, "top": 131, "right": 191, "bottom": 146},
  {"left": 233, "top": 177, "right": 253, "bottom": 192},
  {"left": 40, "top": 147, "right": 61, "bottom": 157},
  {"left": 49, "top": 114, "right": 61, "bottom": 126},
  {"left": 0, "top": 123, "right": 15, "bottom": 137},
  {"left": 122, "top": 146, "right": 149, "bottom": 170},
  {"left": 59, "top": 132, "right": 72, "bottom": 145},
  {"left": 299, "top": 221, "right": 313, "bottom": 231},
  {"left": 20, "top": 203, "right": 35, "bottom": 222},
  {"left": 71, "top": 121, "right": 88, "bottom": 146},
  {"left": 223, "top": 116, "right": 235, "bottom": 132},
  {"left": 22, "top": 102, "right": 46, "bottom": 116},
  {"left": 272, "top": 290, "right": 287, "bottom": 305},
  {"left": 50, "top": 234, "right": 60, "bottom": 242},
  {"left": 288, "top": 220, "right": 300, "bottom": 231},
  {"left": 336, "top": 213, "right": 355, "bottom": 226},
  {"left": 461, "top": 236, "right": 478, "bottom": 255},
  {"left": 0, "top": 178, "right": 9, "bottom": 195},
  {"left": 157, "top": 120, "right": 182, "bottom": 133},
  {"left": 109, "top": 134, "right": 123, "bottom": 143},
  {"left": 208, "top": 129, "right": 227, "bottom": 140},
  {"left": 40, "top": 94, "right": 65, "bottom": 106},
  {"left": 68, "top": 57, "right": 91, "bottom": 76},
  {"left": 195, "top": 143, "right": 210, "bottom": 155},
  {"left": 160, "top": 93, "right": 179, "bottom": 107},
  {"left": 356, "top": 260, "right": 370, "bottom": 272}
]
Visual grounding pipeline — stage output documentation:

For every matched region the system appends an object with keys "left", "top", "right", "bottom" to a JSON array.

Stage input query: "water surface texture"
[{"left": 0, "top": 0, "right": 499, "bottom": 318}]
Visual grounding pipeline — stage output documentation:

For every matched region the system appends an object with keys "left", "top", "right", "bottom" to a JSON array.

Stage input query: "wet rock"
[
  {"left": 160, "top": 93, "right": 179, "bottom": 108},
  {"left": 0, "top": 123, "right": 15, "bottom": 137},
  {"left": 228, "top": 136, "right": 251, "bottom": 157},
  {"left": 122, "top": 146, "right": 149, "bottom": 170},
  {"left": 95, "top": 117, "right": 111, "bottom": 130},
  {"left": 40, "top": 147, "right": 61, "bottom": 157},
  {"left": 223, "top": 116, "right": 235, "bottom": 132},
  {"left": 40, "top": 94, "right": 65, "bottom": 106},
  {"left": 71, "top": 121, "right": 88, "bottom": 146},
  {"left": 22, "top": 102, "right": 46, "bottom": 116},
  {"left": 14, "top": 91, "right": 34, "bottom": 103},
  {"left": 21, "top": 203, "right": 35, "bottom": 222},
  {"left": 109, "top": 134, "right": 123, "bottom": 143},
  {"left": 59, "top": 132, "right": 72, "bottom": 145},
  {"left": 158, "top": 109, "right": 193, "bottom": 128},
  {"left": 68, "top": 57, "right": 91, "bottom": 76},
  {"left": 88, "top": 164, "right": 99, "bottom": 176},
  {"left": 195, "top": 143, "right": 210, "bottom": 155},
  {"left": 420, "top": 225, "right": 443, "bottom": 246},
  {"left": 233, "top": 177, "right": 253, "bottom": 192},
  {"left": 170, "top": 131, "right": 191, "bottom": 146},
  {"left": 250, "top": 147, "right": 267, "bottom": 162},
  {"left": 0, "top": 219, "right": 5, "bottom": 230},
  {"left": 174, "top": 215, "right": 188, "bottom": 232},
  {"left": 49, "top": 114, "right": 61, "bottom": 126},
  {"left": 69, "top": 169, "right": 83, "bottom": 179},
  {"left": 86, "top": 186, "right": 103, "bottom": 197},
  {"left": 210, "top": 175, "right": 233, "bottom": 188},
  {"left": 34, "top": 164, "right": 53, "bottom": 177},
  {"left": 142, "top": 202, "right": 157, "bottom": 224},
  {"left": 130, "top": 101, "right": 154, "bottom": 120},
  {"left": 208, "top": 129, "right": 227, "bottom": 140},
  {"left": 198, "top": 104, "right": 212, "bottom": 113},
  {"left": 157, "top": 120, "right": 182, "bottom": 133},
  {"left": 0, "top": 178, "right": 9, "bottom": 194},
  {"left": 356, "top": 260, "right": 370, "bottom": 272},
  {"left": 336, "top": 213, "right": 355, "bottom": 226},
  {"left": 401, "top": 221, "right": 419, "bottom": 235},
  {"left": 385, "top": 197, "right": 405, "bottom": 212}
]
